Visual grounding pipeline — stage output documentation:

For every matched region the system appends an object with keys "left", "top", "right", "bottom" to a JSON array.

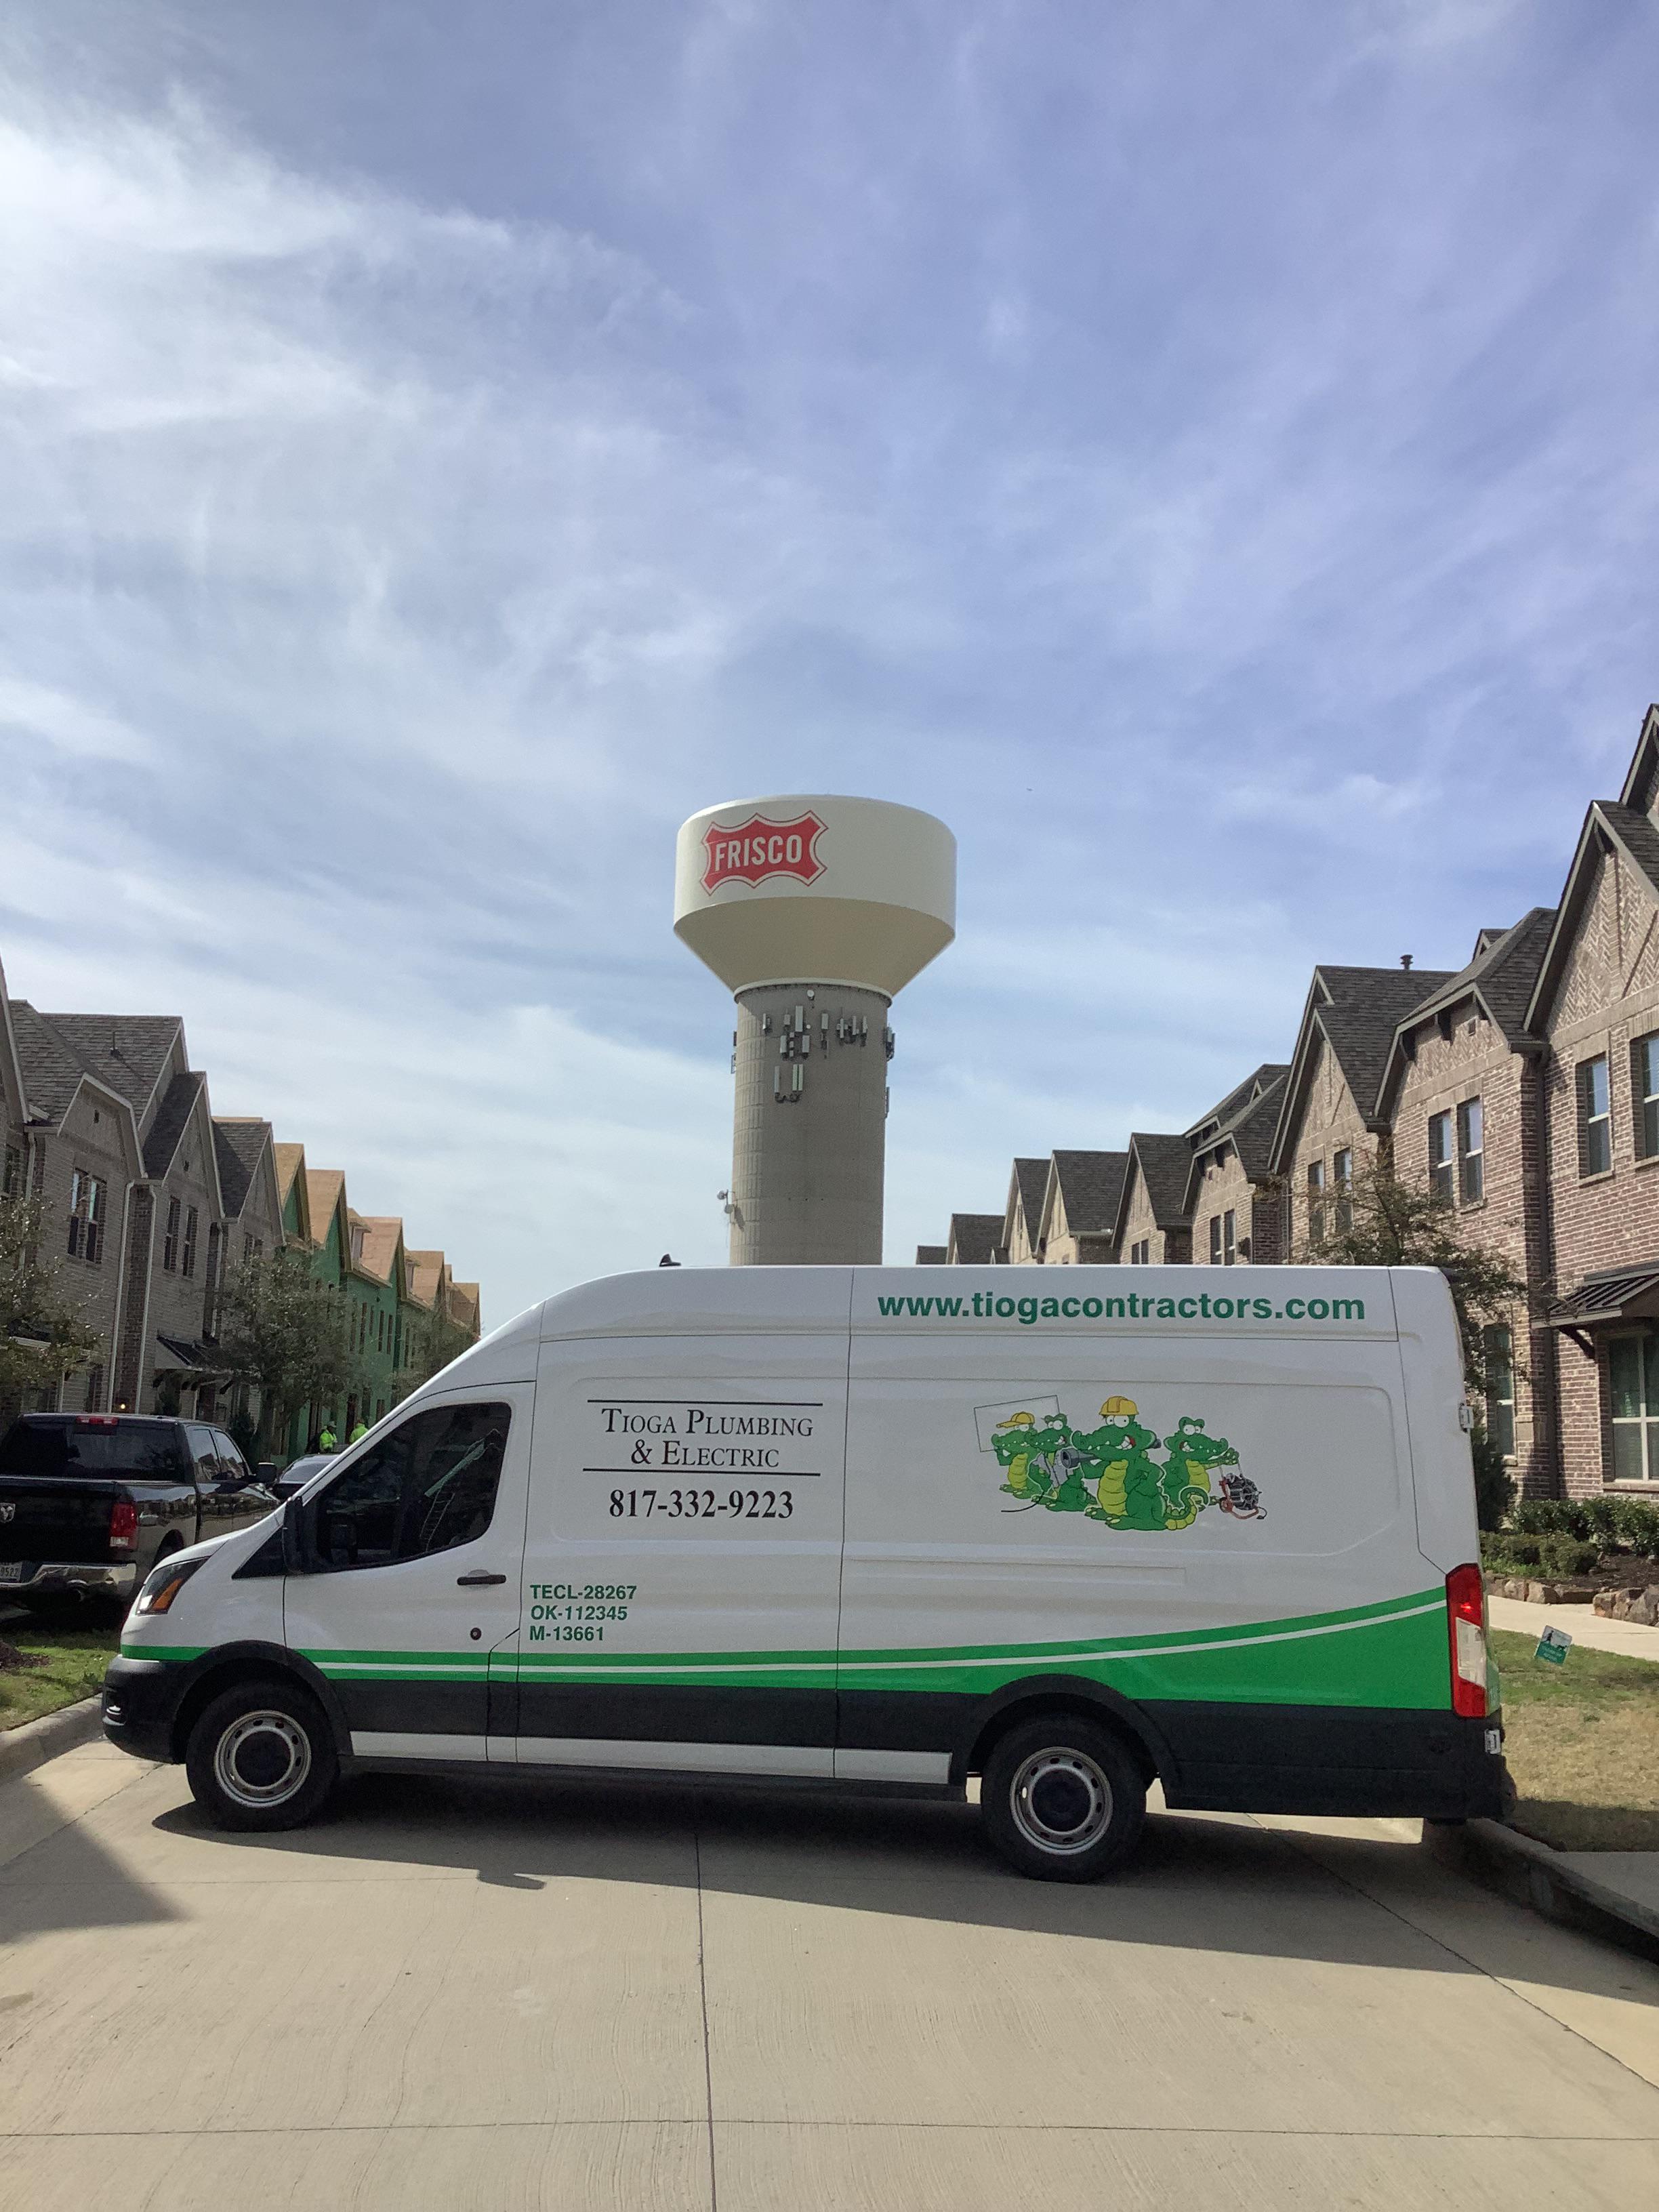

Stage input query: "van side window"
[{"left": 312, "top": 1403, "right": 511, "bottom": 1572}]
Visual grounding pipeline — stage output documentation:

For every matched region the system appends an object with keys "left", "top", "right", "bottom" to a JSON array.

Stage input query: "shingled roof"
[
  {"left": 213, "top": 1119, "right": 272, "bottom": 1221},
  {"left": 1183, "top": 1067, "right": 1290, "bottom": 1208},
  {"left": 1048, "top": 1151, "right": 1128, "bottom": 1240},
  {"left": 1004, "top": 1157, "right": 1049, "bottom": 1251},
  {"left": 946, "top": 1212, "right": 1004, "bottom": 1265},
  {"left": 1113, "top": 1133, "right": 1195, "bottom": 1244},
  {"left": 914, "top": 1244, "right": 947, "bottom": 1265},
  {"left": 1270, "top": 963, "right": 1455, "bottom": 1172},
  {"left": 142, "top": 1070, "right": 205, "bottom": 1179},
  {"left": 1376, "top": 909, "right": 1555, "bottom": 1117},
  {"left": 5, "top": 1004, "right": 92, "bottom": 1126},
  {"left": 38, "top": 1013, "right": 181, "bottom": 1122}
]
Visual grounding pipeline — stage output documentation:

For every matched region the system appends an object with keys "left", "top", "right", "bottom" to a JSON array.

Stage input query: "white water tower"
[{"left": 674, "top": 795, "right": 956, "bottom": 1264}]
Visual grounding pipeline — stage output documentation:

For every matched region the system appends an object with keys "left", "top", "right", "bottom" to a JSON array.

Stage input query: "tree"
[
  {"left": 0, "top": 1190, "right": 100, "bottom": 1401},
  {"left": 399, "top": 1304, "right": 474, "bottom": 1397},
  {"left": 1298, "top": 1160, "right": 1530, "bottom": 1402},
  {"left": 214, "top": 1244, "right": 363, "bottom": 1456}
]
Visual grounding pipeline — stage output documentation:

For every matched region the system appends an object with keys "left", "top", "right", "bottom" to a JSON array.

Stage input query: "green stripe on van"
[{"left": 280, "top": 1588, "right": 1452, "bottom": 1712}]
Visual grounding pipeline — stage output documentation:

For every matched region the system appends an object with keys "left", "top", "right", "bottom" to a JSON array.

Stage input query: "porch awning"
[
  {"left": 1544, "top": 1269, "right": 1659, "bottom": 1329},
  {"left": 154, "top": 1334, "right": 228, "bottom": 1377}
]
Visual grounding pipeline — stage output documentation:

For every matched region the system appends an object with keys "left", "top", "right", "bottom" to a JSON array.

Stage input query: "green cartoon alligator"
[{"left": 988, "top": 1400, "right": 1250, "bottom": 1533}]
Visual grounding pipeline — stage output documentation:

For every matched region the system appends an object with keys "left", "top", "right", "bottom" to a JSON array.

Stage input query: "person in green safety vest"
[
  {"left": 317, "top": 1425, "right": 338, "bottom": 1453},
  {"left": 349, "top": 1421, "right": 369, "bottom": 1444}
]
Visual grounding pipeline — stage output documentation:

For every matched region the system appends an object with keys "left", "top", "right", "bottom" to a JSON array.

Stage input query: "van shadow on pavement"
[{"left": 143, "top": 1767, "right": 1659, "bottom": 2008}]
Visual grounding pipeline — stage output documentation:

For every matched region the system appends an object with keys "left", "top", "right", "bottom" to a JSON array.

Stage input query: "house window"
[
  {"left": 1608, "top": 1334, "right": 1659, "bottom": 1482},
  {"left": 1483, "top": 1324, "right": 1515, "bottom": 1458},
  {"left": 1223, "top": 1209, "right": 1236, "bottom": 1266},
  {"left": 163, "top": 1196, "right": 181, "bottom": 1271},
  {"left": 1306, "top": 1160, "right": 1325, "bottom": 1242},
  {"left": 1332, "top": 1149, "right": 1353, "bottom": 1233},
  {"left": 1577, "top": 1054, "right": 1612, "bottom": 1176},
  {"left": 66, "top": 1170, "right": 106, "bottom": 1263},
  {"left": 1428, "top": 1111, "right": 1454, "bottom": 1203},
  {"left": 1457, "top": 1099, "right": 1483, "bottom": 1205},
  {"left": 1209, "top": 1216, "right": 1222, "bottom": 1265},
  {"left": 1632, "top": 1033, "right": 1659, "bottom": 1160},
  {"left": 1130, "top": 1238, "right": 1150, "bottom": 1265},
  {"left": 181, "top": 1205, "right": 198, "bottom": 1279}
]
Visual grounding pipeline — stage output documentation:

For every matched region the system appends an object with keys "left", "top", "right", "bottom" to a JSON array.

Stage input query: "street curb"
[
  {"left": 1425, "top": 1817, "right": 1659, "bottom": 1962},
  {"left": 0, "top": 1696, "right": 104, "bottom": 1787}
]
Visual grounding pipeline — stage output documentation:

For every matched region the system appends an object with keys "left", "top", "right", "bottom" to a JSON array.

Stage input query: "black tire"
[
  {"left": 980, "top": 1714, "right": 1147, "bottom": 1883},
  {"left": 185, "top": 1679, "right": 338, "bottom": 1832}
]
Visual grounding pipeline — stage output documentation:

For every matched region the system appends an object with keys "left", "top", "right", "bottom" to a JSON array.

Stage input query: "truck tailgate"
[{"left": 0, "top": 1479, "right": 119, "bottom": 1568}]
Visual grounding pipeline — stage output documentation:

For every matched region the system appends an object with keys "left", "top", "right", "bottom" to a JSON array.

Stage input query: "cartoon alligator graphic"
[{"left": 989, "top": 1400, "right": 1253, "bottom": 1531}]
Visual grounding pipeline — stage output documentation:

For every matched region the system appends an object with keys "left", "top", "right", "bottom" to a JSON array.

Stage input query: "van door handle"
[{"left": 455, "top": 1569, "right": 508, "bottom": 1586}]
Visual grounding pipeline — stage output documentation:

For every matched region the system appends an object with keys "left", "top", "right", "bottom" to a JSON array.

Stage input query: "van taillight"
[
  {"left": 1446, "top": 1563, "right": 1488, "bottom": 1719},
  {"left": 108, "top": 1500, "right": 138, "bottom": 1552}
]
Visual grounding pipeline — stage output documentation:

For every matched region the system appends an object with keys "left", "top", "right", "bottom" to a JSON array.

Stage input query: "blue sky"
[{"left": 1, "top": 0, "right": 1656, "bottom": 1321}]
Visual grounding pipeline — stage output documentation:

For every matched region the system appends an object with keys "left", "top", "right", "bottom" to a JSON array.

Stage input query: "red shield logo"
[{"left": 701, "top": 810, "right": 826, "bottom": 894}]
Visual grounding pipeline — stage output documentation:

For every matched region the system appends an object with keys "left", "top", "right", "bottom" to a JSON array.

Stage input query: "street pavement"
[{"left": 1, "top": 1740, "right": 1658, "bottom": 2210}]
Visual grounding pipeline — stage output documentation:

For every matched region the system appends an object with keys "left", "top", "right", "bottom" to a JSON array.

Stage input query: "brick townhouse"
[
  {"left": 2, "top": 955, "right": 480, "bottom": 1443},
  {"left": 1525, "top": 715, "right": 1659, "bottom": 1500},
  {"left": 1185, "top": 1064, "right": 1288, "bottom": 1270},
  {"left": 921, "top": 705, "right": 1659, "bottom": 1506},
  {"left": 1376, "top": 910, "right": 1557, "bottom": 1494}
]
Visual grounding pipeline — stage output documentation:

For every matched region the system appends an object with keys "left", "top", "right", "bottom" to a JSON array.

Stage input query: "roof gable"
[
  {"left": 1377, "top": 907, "right": 1555, "bottom": 1113},
  {"left": 946, "top": 1212, "right": 1003, "bottom": 1265},
  {"left": 1002, "top": 1156, "right": 1049, "bottom": 1250},
  {"left": 1045, "top": 1151, "right": 1128, "bottom": 1244},
  {"left": 1527, "top": 800, "right": 1659, "bottom": 1032},
  {"left": 37, "top": 1013, "right": 184, "bottom": 1126},
  {"left": 1111, "top": 1132, "right": 1193, "bottom": 1244},
  {"left": 1617, "top": 701, "right": 1659, "bottom": 817},
  {"left": 213, "top": 1118, "right": 272, "bottom": 1222},
  {"left": 1270, "top": 962, "right": 1453, "bottom": 1171}
]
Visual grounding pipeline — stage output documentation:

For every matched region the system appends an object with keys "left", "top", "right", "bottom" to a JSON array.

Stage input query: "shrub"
[
  {"left": 1537, "top": 1536, "right": 1600, "bottom": 1577},
  {"left": 1510, "top": 1499, "right": 1586, "bottom": 1540},
  {"left": 1470, "top": 1423, "right": 1513, "bottom": 1532},
  {"left": 1610, "top": 1496, "right": 1659, "bottom": 1558},
  {"left": 1481, "top": 1535, "right": 1540, "bottom": 1570}
]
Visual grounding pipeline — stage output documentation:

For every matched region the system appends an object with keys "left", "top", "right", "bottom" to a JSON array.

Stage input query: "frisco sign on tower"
[{"left": 701, "top": 810, "right": 827, "bottom": 893}]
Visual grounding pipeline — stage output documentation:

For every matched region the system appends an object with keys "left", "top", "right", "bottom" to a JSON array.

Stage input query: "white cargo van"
[{"left": 104, "top": 1265, "right": 1506, "bottom": 1880}]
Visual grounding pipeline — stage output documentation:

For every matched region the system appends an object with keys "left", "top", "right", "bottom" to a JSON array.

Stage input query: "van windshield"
[{"left": 0, "top": 1418, "right": 189, "bottom": 1480}]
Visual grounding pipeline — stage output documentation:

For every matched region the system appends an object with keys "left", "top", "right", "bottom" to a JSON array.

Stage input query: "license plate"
[{"left": 0, "top": 1563, "right": 23, "bottom": 1584}]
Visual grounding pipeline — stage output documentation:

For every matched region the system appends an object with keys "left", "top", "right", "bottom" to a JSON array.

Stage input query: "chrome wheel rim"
[
  {"left": 214, "top": 1712, "right": 311, "bottom": 1809},
  {"left": 1010, "top": 1747, "right": 1111, "bottom": 1855}
]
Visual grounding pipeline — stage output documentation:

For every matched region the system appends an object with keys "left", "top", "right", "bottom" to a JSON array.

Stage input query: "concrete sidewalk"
[{"left": 1489, "top": 1591, "right": 1659, "bottom": 1661}]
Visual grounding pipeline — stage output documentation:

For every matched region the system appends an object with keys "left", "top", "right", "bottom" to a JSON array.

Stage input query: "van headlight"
[{"left": 134, "top": 1557, "right": 205, "bottom": 1616}]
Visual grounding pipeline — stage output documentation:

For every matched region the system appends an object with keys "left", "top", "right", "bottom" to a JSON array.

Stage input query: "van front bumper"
[
  {"left": 0, "top": 1561, "right": 138, "bottom": 1597},
  {"left": 102, "top": 1654, "right": 190, "bottom": 1763}
]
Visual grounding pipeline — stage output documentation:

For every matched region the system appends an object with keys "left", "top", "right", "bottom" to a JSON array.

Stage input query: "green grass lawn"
[
  {"left": 0, "top": 1616, "right": 121, "bottom": 1732},
  {"left": 1493, "top": 1626, "right": 1659, "bottom": 1851}
]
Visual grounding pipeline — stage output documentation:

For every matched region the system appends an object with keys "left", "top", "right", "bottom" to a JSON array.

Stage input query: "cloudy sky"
[{"left": 2, "top": 0, "right": 1656, "bottom": 1322}]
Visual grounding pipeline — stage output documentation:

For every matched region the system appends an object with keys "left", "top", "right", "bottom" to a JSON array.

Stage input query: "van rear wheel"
[
  {"left": 981, "top": 1715, "right": 1145, "bottom": 1882},
  {"left": 186, "top": 1681, "right": 337, "bottom": 1832}
]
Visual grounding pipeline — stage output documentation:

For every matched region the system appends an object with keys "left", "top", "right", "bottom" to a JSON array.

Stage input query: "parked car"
[
  {"left": 264, "top": 1453, "right": 333, "bottom": 1502},
  {"left": 0, "top": 1414, "right": 279, "bottom": 1611}
]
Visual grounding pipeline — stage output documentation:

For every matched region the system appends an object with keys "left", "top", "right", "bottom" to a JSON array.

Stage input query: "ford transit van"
[{"left": 103, "top": 1265, "right": 1507, "bottom": 1880}]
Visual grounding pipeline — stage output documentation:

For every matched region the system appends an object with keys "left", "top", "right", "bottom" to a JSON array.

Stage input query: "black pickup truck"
[{"left": 0, "top": 1414, "right": 279, "bottom": 1612}]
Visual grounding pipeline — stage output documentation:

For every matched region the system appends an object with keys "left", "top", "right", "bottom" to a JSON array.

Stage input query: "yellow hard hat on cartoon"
[
  {"left": 1101, "top": 1395, "right": 1138, "bottom": 1418},
  {"left": 998, "top": 1410, "right": 1036, "bottom": 1427}
]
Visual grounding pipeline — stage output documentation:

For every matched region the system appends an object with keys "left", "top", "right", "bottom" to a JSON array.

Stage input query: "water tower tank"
[{"left": 674, "top": 795, "right": 956, "bottom": 1264}]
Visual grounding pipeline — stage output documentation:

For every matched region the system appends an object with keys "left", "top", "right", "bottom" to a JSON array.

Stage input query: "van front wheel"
[
  {"left": 981, "top": 1715, "right": 1146, "bottom": 1882},
  {"left": 186, "top": 1681, "right": 337, "bottom": 1832}
]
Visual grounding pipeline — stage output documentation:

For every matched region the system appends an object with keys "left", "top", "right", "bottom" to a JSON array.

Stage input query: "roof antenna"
[{"left": 1399, "top": 954, "right": 1414, "bottom": 970}]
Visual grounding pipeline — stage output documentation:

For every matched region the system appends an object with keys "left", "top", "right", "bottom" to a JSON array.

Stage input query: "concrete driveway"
[{"left": 2, "top": 1740, "right": 1658, "bottom": 2210}]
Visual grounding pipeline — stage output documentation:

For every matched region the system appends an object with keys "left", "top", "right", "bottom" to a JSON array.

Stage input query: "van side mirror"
[{"left": 281, "top": 1494, "right": 311, "bottom": 1575}]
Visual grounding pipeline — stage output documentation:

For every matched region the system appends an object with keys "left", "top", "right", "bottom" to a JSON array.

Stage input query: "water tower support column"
[{"left": 729, "top": 981, "right": 891, "bottom": 1264}]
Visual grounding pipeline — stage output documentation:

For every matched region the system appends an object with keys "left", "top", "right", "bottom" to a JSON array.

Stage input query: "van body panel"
[
  {"left": 1390, "top": 1269, "right": 1483, "bottom": 1574},
  {"left": 512, "top": 1333, "right": 847, "bottom": 1764}
]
